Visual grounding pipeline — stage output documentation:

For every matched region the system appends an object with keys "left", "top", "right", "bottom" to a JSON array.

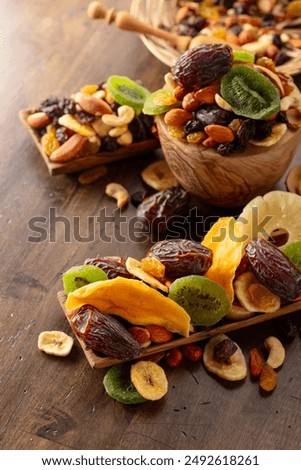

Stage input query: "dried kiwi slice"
[
  {"left": 168, "top": 275, "right": 231, "bottom": 326},
  {"left": 283, "top": 241, "right": 301, "bottom": 270},
  {"left": 103, "top": 364, "right": 147, "bottom": 405},
  {"left": 143, "top": 88, "right": 180, "bottom": 115},
  {"left": 62, "top": 265, "right": 108, "bottom": 294},
  {"left": 233, "top": 51, "right": 255, "bottom": 64},
  {"left": 106, "top": 75, "right": 150, "bottom": 114},
  {"left": 221, "top": 65, "right": 280, "bottom": 120}
]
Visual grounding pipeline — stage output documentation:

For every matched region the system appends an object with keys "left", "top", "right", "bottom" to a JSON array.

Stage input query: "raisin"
[
  {"left": 101, "top": 136, "right": 120, "bottom": 152},
  {"left": 129, "top": 117, "right": 149, "bottom": 142},
  {"left": 77, "top": 110, "right": 95, "bottom": 124},
  {"left": 272, "top": 34, "right": 284, "bottom": 49},
  {"left": 261, "top": 13, "right": 275, "bottom": 27},
  {"left": 229, "top": 24, "right": 243, "bottom": 36},
  {"left": 59, "top": 97, "right": 76, "bottom": 115},
  {"left": 130, "top": 190, "right": 148, "bottom": 207},
  {"left": 236, "top": 119, "right": 256, "bottom": 147},
  {"left": 85, "top": 256, "right": 136, "bottom": 280},
  {"left": 254, "top": 120, "right": 273, "bottom": 140},
  {"left": 71, "top": 304, "right": 141, "bottom": 360},
  {"left": 216, "top": 141, "right": 236, "bottom": 156},
  {"left": 55, "top": 126, "right": 72, "bottom": 144},
  {"left": 245, "top": 239, "right": 301, "bottom": 301},
  {"left": 214, "top": 339, "right": 237, "bottom": 364},
  {"left": 274, "top": 51, "right": 291, "bottom": 66},
  {"left": 147, "top": 239, "right": 212, "bottom": 278},
  {"left": 173, "top": 44, "right": 233, "bottom": 90},
  {"left": 196, "top": 104, "right": 234, "bottom": 127},
  {"left": 184, "top": 119, "right": 204, "bottom": 134},
  {"left": 276, "top": 111, "right": 288, "bottom": 124},
  {"left": 136, "top": 187, "right": 191, "bottom": 233}
]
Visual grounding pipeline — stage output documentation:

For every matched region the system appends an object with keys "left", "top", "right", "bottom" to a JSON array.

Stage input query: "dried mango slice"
[
  {"left": 66, "top": 277, "right": 190, "bottom": 337},
  {"left": 202, "top": 217, "right": 244, "bottom": 302}
]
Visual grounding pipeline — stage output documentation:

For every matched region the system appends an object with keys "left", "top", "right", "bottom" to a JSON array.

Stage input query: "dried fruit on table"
[
  {"left": 70, "top": 304, "right": 141, "bottom": 360},
  {"left": 147, "top": 239, "right": 212, "bottom": 278},
  {"left": 259, "top": 364, "right": 278, "bottom": 392},
  {"left": 103, "top": 364, "right": 147, "bottom": 405},
  {"left": 202, "top": 217, "right": 244, "bottom": 302},
  {"left": 136, "top": 187, "right": 191, "bottom": 233},
  {"left": 182, "top": 344, "right": 203, "bottom": 363},
  {"left": 234, "top": 271, "right": 280, "bottom": 313},
  {"left": 146, "top": 324, "right": 174, "bottom": 343},
  {"left": 62, "top": 265, "right": 108, "bottom": 294},
  {"left": 168, "top": 275, "right": 231, "bottom": 326},
  {"left": 203, "top": 334, "right": 247, "bottom": 381},
  {"left": 141, "top": 160, "right": 178, "bottom": 191},
  {"left": 66, "top": 277, "right": 191, "bottom": 337},
  {"left": 173, "top": 44, "right": 233, "bottom": 90},
  {"left": 245, "top": 239, "right": 301, "bottom": 301},
  {"left": 130, "top": 361, "right": 168, "bottom": 401},
  {"left": 221, "top": 65, "right": 280, "bottom": 120},
  {"left": 166, "top": 348, "right": 183, "bottom": 368},
  {"left": 38, "top": 331, "right": 73, "bottom": 357},
  {"left": 237, "top": 191, "right": 301, "bottom": 249},
  {"left": 249, "top": 348, "right": 264, "bottom": 378}
]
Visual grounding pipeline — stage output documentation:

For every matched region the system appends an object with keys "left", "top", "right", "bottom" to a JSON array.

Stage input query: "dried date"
[
  {"left": 136, "top": 187, "right": 190, "bottom": 233},
  {"left": 71, "top": 304, "right": 141, "bottom": 360},
  {"left": 173, "top": 44, "right": 233, "bottom": 90},
  {"left": 245, "top": 239, "right": 301, "bottom": 301},
  {"left": 85, "top": 256, "right": 136, "bottom": 280},
  {"left": 147, "top": 239, "right": 212, "bottom": 278}
]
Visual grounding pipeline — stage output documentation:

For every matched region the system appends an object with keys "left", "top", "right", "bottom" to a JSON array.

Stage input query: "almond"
[
  {"left": 194, "top": 85, "right": 220, "bottom": 104},
  {"left": 202, "top": 136, "right": 218, "bottom": 148},
  {"left": 164, "top": 108, "right": 193, "bottom": 127},
  {"left": 205, "top": 124, "right": 235, "bottom": 143},
  {"left": 146, "top": 324, "right": 174, "bottom": 343},
  {"left": 128, "top": 326, "right": 151, "bottom": 348},
  {"left": 182, "top": 93, "right": 199, "bottom": 111},
  {"left": 74, "top": 92, "right": 113, "bottom": 115},
  {"left": 50, "top": 133, "right": 87, "bottom": 163},
  {"left": 27, "top": 112, "right": 51, "bottom": 128},
  {"left": 173, "top": 85, "right": 186, "bottom": 101}
]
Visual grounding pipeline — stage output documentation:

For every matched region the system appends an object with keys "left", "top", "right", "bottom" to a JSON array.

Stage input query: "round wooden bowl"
[{"left": 156, "top": 116, "right": 301, "bottom": 208}]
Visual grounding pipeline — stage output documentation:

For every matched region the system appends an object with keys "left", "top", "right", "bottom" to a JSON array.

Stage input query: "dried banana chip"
[
  {"left": 249, "top": 123, "right": 287, "bottom": 147},
  {"left": 125, "top": 257, "right": 168, "bottom": 292},
  {"left": 141, "top": 160, "right": 178, "bottom": 191},
  {"left": 38, "top": 331, "right": 73, "bottom": 357}
]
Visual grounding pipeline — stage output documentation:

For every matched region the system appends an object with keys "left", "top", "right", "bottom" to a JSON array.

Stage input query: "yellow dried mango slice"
[
  {"left": 66, "top": 277, "right": 190, "bottom": 337},
  {"left": 202, "top": 217, "right": 244, "bottom": 302}
]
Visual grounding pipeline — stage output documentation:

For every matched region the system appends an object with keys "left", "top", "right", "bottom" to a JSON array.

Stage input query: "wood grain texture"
[
  {"left": 0, "top": 0, "right": 300, "bottom": 451},
  {"left": 157, "top": 115, "right": 301, "bottom": 207}
]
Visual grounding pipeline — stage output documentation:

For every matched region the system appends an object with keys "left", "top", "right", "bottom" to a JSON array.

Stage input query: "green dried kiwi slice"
[
  {"left": 283, "top": 241, "right": 301, "bottom": 270},
  {"left": 168, "top": 275, "right": 231, "bottom": 326},
  {"left": 62, "top": 265, "right": 108, "bottom": 294},
  {"left": 221, "top": 65, "right": 280, "bottom": 120},
  {"left": 143, "top": 88, "right": 181, "bottom": 115},
  {"left": 103, "top": 364, "right": 147, "bottom": 405},
  {"left": 106, "top": 75, "right": 150, "bottom": 114},
  {"left": 233, "top": 51, "right": 255, "bottom": 64}
]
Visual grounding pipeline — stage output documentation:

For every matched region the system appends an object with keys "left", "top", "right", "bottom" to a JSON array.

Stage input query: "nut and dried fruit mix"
[
  {"left": 169, "top": 0, "right": 301, "bottom": 66},
  {"left": 26, "top": 76, "right": 156, "bottom": 163},
  {"left": 143, "top": 43, "right": 301, "bottom": 155},
  {"left": 46, "top": 190, "right": 301, "bottom": 404}
]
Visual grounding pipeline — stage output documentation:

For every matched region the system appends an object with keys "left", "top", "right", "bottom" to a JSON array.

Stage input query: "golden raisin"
[
  {"left": 153, "top": 91, "right": 177, "bottom": 107},
  {"left": 141, "top": 257, "right": 166, "bottom": 280},
  {"left": 168, "top": 125, "right": 185, "bottom": 139},
  {"left": 80, "top": 84, "right": 99, "bottom": 95},
  {"left": 41, "top": 132, "right": 60, "bottom": 157},
  {"left": 186, "top": 131, "right": 206, "bottom": 144}
]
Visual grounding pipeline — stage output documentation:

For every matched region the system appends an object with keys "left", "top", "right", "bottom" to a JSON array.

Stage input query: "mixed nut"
[
  {"left": 26, "top": 76, "right": 156, "bottom": 164},
  {"left": 169, "top": 0, "right": 301, "bottom": 66},
  {"left": 142, "top": 43, "right": 301, "bottom": 155},
  {"left": 37, "top": 190, "right": 301, "bottom": 404}
]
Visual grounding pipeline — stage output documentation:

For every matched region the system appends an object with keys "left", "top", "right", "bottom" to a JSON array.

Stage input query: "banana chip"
[
  {"left": 249, "top": 123, "right": 287, "bottom": 147},
  {"left": 38, "top": 331, "right": 73, "bottom": 357},
  {"left": 125, "top": 257, "right": 168, "bottom": 292},
  {"left": 130, "top": 361, "right": 168, "bottom": 401},
  {"left": 141, "top": 160, "right": 178, "bottom": 191}
]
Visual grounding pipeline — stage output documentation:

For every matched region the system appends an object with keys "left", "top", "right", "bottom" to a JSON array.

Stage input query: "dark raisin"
[
  {"left": 173, "top": 44, "right": 233, "bottom": 90},
  {"left": 261, "top": 13, "right": 275, "bottom": 27},
  {"left": 272, "top": 34, "right": 284, "bottom": 49},
  {"left": 221, "top": 0, "right": 235, "bottom": 9},
  {"left": 131, "top": 190, "right": 148, "bottom": 207},
  {"left": 196, "top": 104, "right": 234, "bottom": 127},
  {"left": 276, "top": 317, "right": 298, "bottom": 341},
  {"left": 234, "top": 5, "right": 247, "bottom": 14},
  {"left": 214, "top": 339, "right": 238, "bottom": 364},
  {"left": 76, "top": 110, "right": 95, "bottom": 124},
  {"left": 59, "top": 97, "right": 76, "bottom": 115},
  {"left": 216, "top": 141, "right": 236, "bottom": 156},
  {"left": 274, "top": 51, "right": 291, "bottom": 66},
  {"left": 137, "top": 187, "right": 191, "bottom": 233},
  {"left": 85, "top": 256, "right": 136, "bottom": 280},
  {"left": 110, "top": 102, "right": 120, "bottom": 113},
  {"left": 236, "top": 119, "right": 256, "bottom": 146},
  {"left": 129, "top": 117, "right": 149, "bottom": 142},
  {"left": 147, "top": 239, "right": 212, "bottom": 278},
  {"left": 184, "top": 119, "right": 204, "bottom": 134},
  {"left": 55, "top": 126, "right": 71, "bottom": 144},
  {"left": 254, "top": 121, "right": 273, "bottom": 140},
  {"left": 276, "top": 111, "right": 288, "bottom": 124},
  {"left": 229, "top": 24, "right": 243, "bottom": 36},
  {"left": 101, "top": 136, "right": 120, "bottom": 152}
]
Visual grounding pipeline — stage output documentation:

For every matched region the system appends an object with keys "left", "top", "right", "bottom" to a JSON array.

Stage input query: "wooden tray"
[
  {"left": 57, "top": 291, "right": 301, "bottom": 369},
  {"left": 19, "top": 108, "right": 160, "bottom": 176}
]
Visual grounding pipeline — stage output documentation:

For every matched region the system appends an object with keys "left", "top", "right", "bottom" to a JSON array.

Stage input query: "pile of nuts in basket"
[{"left": 26, "top": 76, "right": 156, "bottom": 163}]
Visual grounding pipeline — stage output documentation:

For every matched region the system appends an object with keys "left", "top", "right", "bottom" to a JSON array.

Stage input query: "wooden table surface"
[{"left": 1, "top": 0, "right": 301, "bottom": 451}]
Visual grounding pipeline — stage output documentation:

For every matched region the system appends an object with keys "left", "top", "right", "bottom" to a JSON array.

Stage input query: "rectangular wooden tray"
[
  {"left": 19, "top": 108, "right": 160, "bottom": 175},
  {"left": 57, "top": 291, "right": 301, "bottom": 369}
]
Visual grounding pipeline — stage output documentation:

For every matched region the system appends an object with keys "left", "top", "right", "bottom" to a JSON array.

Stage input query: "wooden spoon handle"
[{"left": 87, "top": 1, "right": 191, "bottom": 51}]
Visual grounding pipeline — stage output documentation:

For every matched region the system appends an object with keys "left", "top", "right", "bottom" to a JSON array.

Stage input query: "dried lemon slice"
[{"left": 38, "top": 331, "right": 73, "bottom": 357}]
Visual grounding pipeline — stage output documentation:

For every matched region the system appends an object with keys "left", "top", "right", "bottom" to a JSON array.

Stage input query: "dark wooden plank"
[{"left": 0, "top": 0, "right": 300, "bottom": 452}]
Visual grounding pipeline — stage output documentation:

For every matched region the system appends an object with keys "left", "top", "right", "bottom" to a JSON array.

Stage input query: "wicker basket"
[{"left": 130, "top": 0, "right": 301, "bottom": 75}]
